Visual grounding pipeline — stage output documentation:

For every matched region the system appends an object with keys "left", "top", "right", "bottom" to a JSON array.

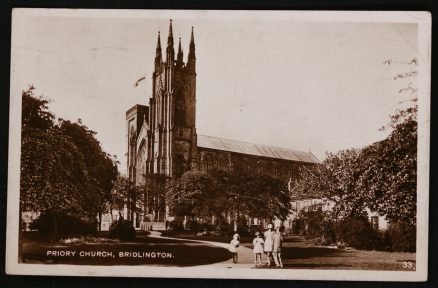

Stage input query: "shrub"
[
  {"left": 319, "top": 217, "right": 337, "bottom": 245},
  {"left": 169, "top": 220, "right": 184, "bottom": 232},
  {"left": 299, "top": 210, "right": 337, "bottom": 245},
  {"left": 216, "top": 223, "right": 233, "bottom": 235},
  {"left": 337, "top": 215, "right": 378, "bottom": 250},
  {"left": 60, "top": 236, "right": 120, "bottom": 244},
  {"left": 185, "top": 220, "right": 199, "bottom": 231},
  {"left": 248, "top": 225, "right": 261, "bottom": 237},
  {"left": 374, "top": 230, "right": 392, "bottom": 251},
  {"left": 143, "top": 214, "right": 153, "bottom": 222},
  {"left": 304, "top": 210, "right": 325, "bottom": 238},
  {"left": 385, "top": 220, "right": 416, "bottom": 252},
  {"left": 235, "top": 225, "right": 252, "bottom": 237},
  {"left": 292, "top": 218, "right": 305, "bottom": 235},
  {"left": 29, "top": 211, "right": 96, "bottom": 237},
  {"left": 199, "top": 222, "right": 215, "bottom": 232},
  {"left": 109, "top": 220, "right": 136, "bottom": 241}
]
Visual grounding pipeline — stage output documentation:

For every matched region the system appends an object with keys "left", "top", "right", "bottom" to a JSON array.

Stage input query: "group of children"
[{"left": 229, "top": 223, "right": 284, "bottom": 268}]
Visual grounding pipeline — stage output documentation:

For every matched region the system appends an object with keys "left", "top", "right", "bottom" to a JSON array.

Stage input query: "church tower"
[{"left": 145, "top": 20, "right": 198, "bottom": 178}]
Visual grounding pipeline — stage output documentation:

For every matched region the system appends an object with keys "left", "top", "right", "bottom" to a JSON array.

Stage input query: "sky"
[{"left": 10, "top": 10, "right": 419, "bottom": 173}]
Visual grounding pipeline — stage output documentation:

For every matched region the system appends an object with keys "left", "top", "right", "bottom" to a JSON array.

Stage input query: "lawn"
[
  {"left": 163, "top": 232, "right": 416, "bottom": 271},
  {"left": 20, "top": 231, "right": 416, "bottom": 270},
  {"left": 161, "top": 230, "right": 254, "bottom": 243},
  {"left": 21, "top": 231, "right": 231, "bottom": 266},
  {"left": 270, "top": 238, "right": 416, "bottom": 271}
]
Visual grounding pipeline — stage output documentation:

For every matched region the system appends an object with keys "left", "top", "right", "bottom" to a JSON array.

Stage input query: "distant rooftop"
[{"left": 197, "top": 135, "right": 320, "bottom": 164}]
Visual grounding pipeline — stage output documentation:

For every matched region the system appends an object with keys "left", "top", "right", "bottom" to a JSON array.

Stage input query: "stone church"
[{"left": 126, "top": 20, "right": 319, "bottom": 225}]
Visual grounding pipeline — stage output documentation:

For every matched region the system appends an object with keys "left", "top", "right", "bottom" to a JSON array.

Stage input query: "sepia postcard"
[{"left": 6, "top": 9, "right": 431, "bottom": 281}]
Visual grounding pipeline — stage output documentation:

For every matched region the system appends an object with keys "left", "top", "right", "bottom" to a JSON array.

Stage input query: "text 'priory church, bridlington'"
[{"left": 126, "top": 20, "right": 319, "bottom": 226}]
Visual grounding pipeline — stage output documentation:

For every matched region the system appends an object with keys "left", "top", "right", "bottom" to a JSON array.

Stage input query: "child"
[
  {"left": 264, "top": 224, "right": 275, "bottom": 266},
  {"left": 273, "top": 226, "right": 283, "bottom": 268},
  {"left": 252, "top": 231, "right": 264, "bottom": 266},
  {"left": 229, "top": 233, "right": 240, "bottom": 263}
]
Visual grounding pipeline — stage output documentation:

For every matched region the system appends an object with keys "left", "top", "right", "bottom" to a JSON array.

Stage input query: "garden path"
[{"left": 148, "top": 231, "right": 258, "bottom": 268}]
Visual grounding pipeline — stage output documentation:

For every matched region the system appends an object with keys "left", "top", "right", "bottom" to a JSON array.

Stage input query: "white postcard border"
[{"left": 6, "top": 9, "right": 431, "bottom": 281}]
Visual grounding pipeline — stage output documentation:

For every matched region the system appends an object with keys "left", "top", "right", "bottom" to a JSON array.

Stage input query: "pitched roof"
[{"left": 197, "top": 135, "right": 320, "bottom": 164}]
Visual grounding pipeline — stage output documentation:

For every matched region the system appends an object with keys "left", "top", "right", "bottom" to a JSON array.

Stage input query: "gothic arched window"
[{"left": 136, "top": 139, "right": 147, "bottom": 183}]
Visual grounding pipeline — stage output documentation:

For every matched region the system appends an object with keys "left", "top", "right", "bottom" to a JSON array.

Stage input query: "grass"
[
  {"left": 246, "top": 237, "right": 416, "bottom": 271},
  {"left": 161, "top": 230, "right": 254, "bottom": 243},
  {"left": 60, "top": 236, "right": 120, "bottom": 244},
  {"left": 165, "top": 231, "right": 416, "bottom": 271},
  {"left": 21, "top": 231, "right": 230, "bottom": 266},
  {"left": 20, "top": 231, "right": 416, "bottom": 270}
]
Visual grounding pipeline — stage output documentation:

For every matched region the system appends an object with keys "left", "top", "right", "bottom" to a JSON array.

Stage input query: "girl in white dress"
[
  {"left": 229, "top": 234, "right": 240, "bottom": 263},
  {"left": 264, "top": 224, "right": 275, "bottom": 266},
  {"left": 252, "top": 232, "right": 264, "bottom": 266}
]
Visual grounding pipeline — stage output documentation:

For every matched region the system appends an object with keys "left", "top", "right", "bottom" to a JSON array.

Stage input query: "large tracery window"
[{"left": 136, "top": 139, "right": 147, "bottom": 183}]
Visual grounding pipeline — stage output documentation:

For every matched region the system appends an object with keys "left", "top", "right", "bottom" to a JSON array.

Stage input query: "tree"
[
  {"left": 57, "top": 119, "right": 118, "bottom": 230},
  {"left": 20, "top": 88, "right": 90, "bottom": 236},
  {"left": 294, "top": 58, "right": 418, "bottom": 225},
  {"left": 110, "top": 175, "right": 138, "bottom": 221},
  {"left": 244, "top": 174, "right": 292, "bottom": 221},
  {"left": 139, "top": 174, "right": 170, "bottom": 221},
  {"left": 20, "top": 86, "right": 118, "bottom": 237},
  {"left": 21, "top": 85, "right": 54, "bottom": 131},
  {"left": 166, "top": 170, "right": 292, "bottom": 230},
  {"left": 293, "top": 149, "right": 368, "bottom": 221},
  {"left": 357, "top": 58, "right": 418, "bottom": 223},
  {"left": 215, "top": 171, "right": 292, "bottom": 229},
  {"left": 166, "top": 171, "right": 218, "bottom": 219}
]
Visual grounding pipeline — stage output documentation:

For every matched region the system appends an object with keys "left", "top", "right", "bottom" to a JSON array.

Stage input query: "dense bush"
[
  {"left": 301, "top": 211, "right": 391, "bottom": 249},
  {"left": 337, "top": 215, "right": 378, "bottom": 250},
  {"left": 169, "top": 220, "right": 184, "bottom": 232},
  {"left": 185, "top": 220, "right": 199, "bottom": 231},
  {"left": 109, "top": 220, "right": 136, "bottom": 241},
  {"left": 216, "top": 223, "right": 233, "bottom": 235},
  {"left": 29, "top": 211, "right": 96, "bottom": 237},
  {"left": 319, "top": 217, "right": 337, "bottom": 245},
  {"left": 303, "top": 210, "right": 325, "bottom": 238},
  {"left": 385, "top": 221, "right": 416, "bottom": 252},
  {"left": 247, "top": 225, "right": 262, "bottom": 237},
  {"left": 292, "top": 219, "right": 305, "bottom": 235},
  {"left": 299, "top": 212, "right": 416, "bottom": 252},
  {"left": 199, "top": 222, "right": 215, "bottom": 232},
  {"left": 298, "top": 210, "right": 336, "bottom": 245}
]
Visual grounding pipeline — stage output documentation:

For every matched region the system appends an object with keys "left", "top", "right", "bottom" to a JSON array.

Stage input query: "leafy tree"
[
  {"left": 21, "top": 85, "right": 54, "bottom": 131},
  {"left": 166, "top": 170, "right": 292, "bottom": 229},
  {"left": 21, "top": 88, "right": 90, "bottom": 236},
  {"left": 294, "top": 58, "right": 418, "bottom": 230},
  {"left": 20, "top": 86, "right": 118, "bottom": 237},
  {"left": 357, "top": 72, "right": 417, "bottom": 223},
  {"left": 357, "top": 58, "right": 417, "bottom": 223},
  {"left": 166, "top": 171, "right": 218, "bottom": 219},
  {"left": 110, "top": 175, "right": 138, "bottom": 221},
  {"left": 21, "top": 127, "right": 90, "bottom": 233},
  {"left": 57, "top": 119, "right": 118, "bottom": 230},
  {"left": 258, "top": 175, "right": 293, "bottom": 220},
  {"left": 230, "top": 172, "right": 292, "bottom": 222},
  {"left": 293, "top": 149, "right": 368, "bottom": 221},
  {"left": 139, "top": 174, "right": 170, "bottom": 221},
  {"left": 295, "top": 114, "right": 417, "bottom": 225}
]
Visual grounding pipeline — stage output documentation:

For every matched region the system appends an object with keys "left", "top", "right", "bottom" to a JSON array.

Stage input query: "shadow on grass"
[
  {"left": 283, "top": 263, "right": 352, "bottom": 268},
  {"left": 281, "top": 246, "right": 352, "bottom": 260},
  {"left": 255, "top": 263, "right": 352, "bottom": 269}
]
